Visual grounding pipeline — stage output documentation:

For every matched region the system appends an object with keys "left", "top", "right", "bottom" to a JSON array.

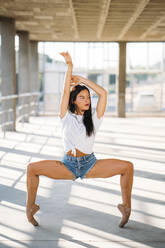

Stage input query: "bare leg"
[
  {"left": 118, "top": 163, "right": 134, "bottom": 227},
  {"left": 120, "top": 162, "right": 133, "bottom": 208},
  {"left": 26, "top": 165, "right": 40, "bottom": 226},
  {"left": 26, "top": 158, "right": 134, "bottom": 227},
  {"left": 26, "top": 160, "right": 74, "bottom": 226},
  {"left": 85, "top": 158, "right": 134, "bottom": 227}
]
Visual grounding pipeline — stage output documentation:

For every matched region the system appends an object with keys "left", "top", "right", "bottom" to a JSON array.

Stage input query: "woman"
[{"left": 26, "top": 51, "right": 134, "bottom": 228}]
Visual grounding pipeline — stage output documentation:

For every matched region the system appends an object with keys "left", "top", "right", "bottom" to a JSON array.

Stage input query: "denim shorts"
[{"left": 61, "top": 152, "right": 97, "bottom": 181}]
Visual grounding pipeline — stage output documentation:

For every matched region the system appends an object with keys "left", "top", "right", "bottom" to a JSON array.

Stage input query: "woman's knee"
[
  {"left": 125, "top": 161, "right": 134, "bottom": 173},
  {"left": 27, "top": 162, "right": 36, "bottom": 175}
]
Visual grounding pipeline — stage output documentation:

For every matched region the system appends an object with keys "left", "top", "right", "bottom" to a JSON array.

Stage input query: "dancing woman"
[{"left": 26, "top": 51, "right": 134, "bottom": 228}]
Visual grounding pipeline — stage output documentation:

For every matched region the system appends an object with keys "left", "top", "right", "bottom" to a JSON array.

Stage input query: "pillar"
[
  {"left": 29, "top": 41, "right": 39, "bottom": 92},
  {"left": 0, "top": 17, "right": 16, "bottom": 131},
  {"left": 117, "top": 42, "right": 126, "bottom": 117},
  {"left": 103, "top": 70, "right": 109, "bottom": 111},
  {"left": 18, "top": 31, "right": 30, "bottom": 122},
  {"left": 29, "top": 41, "right": 39, "bottom": 115}
]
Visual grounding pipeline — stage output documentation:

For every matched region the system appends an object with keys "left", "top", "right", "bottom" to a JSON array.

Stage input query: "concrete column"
[
  {"left": 103, "top": 70, "right": 109, "bottom": 111},
  {"left": 0, "top": 17, "right": 16, "bottom": 131},
  {"left": 18, "top": 31, "right": 30, "bottom": 122},
  {"left": 29, "top": 41, "right": 39, "bottom": 92},
  {"left": 29, "top": 41, "right": 39, "bottom": 115},
  {"left": 117, "top": 42, "right": 126, "bottom": 117}
]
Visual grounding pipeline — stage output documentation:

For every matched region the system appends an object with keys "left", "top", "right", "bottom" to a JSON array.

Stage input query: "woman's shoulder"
[
  {"left": 59, "top": 109, "right": 72, "bottom": 124},
  {"left": 92, "top": 107, "right": 104, "bottom": 119},
  {"left": 92, "top": 108, "right": 104, "bottom": 130}
]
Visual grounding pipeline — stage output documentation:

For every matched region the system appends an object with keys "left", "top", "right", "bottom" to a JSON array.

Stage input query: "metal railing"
[{"left": 0, "top": 92, "right": 41, "bottom": 137}]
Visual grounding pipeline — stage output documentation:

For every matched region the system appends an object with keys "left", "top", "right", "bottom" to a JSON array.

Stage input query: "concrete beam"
[
  {"left": 117, "top": 42, "right": 126, "bottom": 117},
  {"left": 0, "top": 17, "right": 16, "bottom": 131}
]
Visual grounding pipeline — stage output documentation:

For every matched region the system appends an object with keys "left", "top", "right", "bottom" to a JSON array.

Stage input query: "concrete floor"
[{"left": 0, "top": 115, "right": 165, "bottom": 248}]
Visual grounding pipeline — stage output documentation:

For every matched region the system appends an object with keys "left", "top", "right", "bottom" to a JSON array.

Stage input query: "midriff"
[{"left": 66, "top": 148, "right": 89, "bottom": 157}]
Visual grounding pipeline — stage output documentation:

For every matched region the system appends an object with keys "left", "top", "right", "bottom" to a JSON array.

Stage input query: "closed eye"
[{"left": 79, "top": 96, "right": 90, "bottom": 99}]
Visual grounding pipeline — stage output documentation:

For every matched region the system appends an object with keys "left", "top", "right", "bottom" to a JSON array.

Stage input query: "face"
[{"left": 74, "top": 89, "right": 91, "bottom": 113}]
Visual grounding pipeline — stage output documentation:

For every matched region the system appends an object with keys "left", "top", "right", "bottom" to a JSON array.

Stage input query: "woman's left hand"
[{"left": 70, "top": 75, "right": 81, "bottom": 89}]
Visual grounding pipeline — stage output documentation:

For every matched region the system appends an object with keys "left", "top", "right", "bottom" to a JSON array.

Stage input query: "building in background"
[
  {"left": 38, "top": 42, "right": 165, "bottom": 114},
  {"left": 0, "top": 41, "right": 165, "bottom": 114}
]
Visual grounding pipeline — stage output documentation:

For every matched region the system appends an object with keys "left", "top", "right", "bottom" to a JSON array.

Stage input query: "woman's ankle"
[
  {"left": 122, "top": 203, "right": 131, "bottom": 209},
  {"left": 26, "top": 203, "right": 35, "bottom": 210}
]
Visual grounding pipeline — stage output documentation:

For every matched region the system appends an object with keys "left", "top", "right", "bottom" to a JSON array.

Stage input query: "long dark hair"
[{"left": 68, "top": 85, "right": 95, "bottom": 137}]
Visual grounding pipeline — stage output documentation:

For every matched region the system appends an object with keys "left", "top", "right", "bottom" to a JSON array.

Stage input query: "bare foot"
[
  {"left": 117, "top": 203, "right": 131, "bottom": 228},
  {"left": 26, "top": 204, "right": 40, "bottom": 226}
]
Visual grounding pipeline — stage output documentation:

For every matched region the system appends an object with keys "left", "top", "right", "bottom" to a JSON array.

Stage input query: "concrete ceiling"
[{"left": 0, "top": 0, "right": 165, "bottom": 42}]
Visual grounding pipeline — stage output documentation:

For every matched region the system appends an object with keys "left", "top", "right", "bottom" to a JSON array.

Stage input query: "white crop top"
[{"left": 59, "top": 108, "right": 104, "bottom": 156}]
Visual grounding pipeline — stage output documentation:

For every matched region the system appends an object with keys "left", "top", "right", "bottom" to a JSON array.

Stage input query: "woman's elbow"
[
  {"left": 98, "top": 88, "right": 107, "bottom": 97},
  {"left": 102, "top": 89, "right": 108, "bottom": 96}
]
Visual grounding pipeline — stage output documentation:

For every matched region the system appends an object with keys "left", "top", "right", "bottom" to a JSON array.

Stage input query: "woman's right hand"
[{"left": 59, "top": 51, "right": 73, "bottom": 65}]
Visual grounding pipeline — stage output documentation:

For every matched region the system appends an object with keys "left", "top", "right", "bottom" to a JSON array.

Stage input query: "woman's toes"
[
  {"left": 28, "top": 216, "right": 39, "bottom": 226},
  {"left": 117, "top": 204, "right": 131, "bottom": 228},
  {"left": 26, "top": 211, "right": 39, "bottom": 226},
  {"left": 26, "top": 205, "right": 40, "bottom": 226}
]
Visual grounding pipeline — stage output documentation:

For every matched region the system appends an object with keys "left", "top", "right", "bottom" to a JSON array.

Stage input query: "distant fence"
[{"left": 0, "top": 92, "right": 41, "bottom": 136}]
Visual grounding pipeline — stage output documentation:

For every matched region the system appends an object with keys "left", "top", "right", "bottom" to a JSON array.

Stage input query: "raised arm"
[
  {"left": 71, "top": 75, "right": 107, "bottom": 119},
  {"left": 59, "top": 52, "right": 73, "bottom": 119}
]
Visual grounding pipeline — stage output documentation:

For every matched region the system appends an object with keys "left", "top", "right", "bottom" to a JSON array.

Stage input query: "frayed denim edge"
[{"left": 80, "top": 159, "right": 98, "bottom": 180}]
